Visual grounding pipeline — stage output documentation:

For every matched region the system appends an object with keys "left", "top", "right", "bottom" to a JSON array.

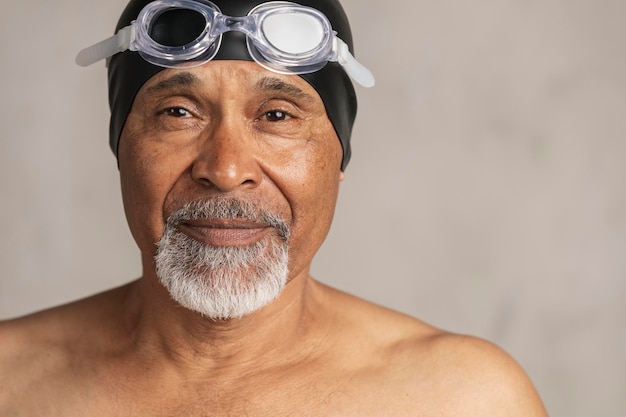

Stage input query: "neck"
[{"left": 121, "top": 262, "right": 329, "bottom": 378}]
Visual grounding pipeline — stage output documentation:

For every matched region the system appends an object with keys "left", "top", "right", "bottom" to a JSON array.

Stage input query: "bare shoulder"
[
  {"left": 0, "top": 284, "right": 133, "bottom": 409},
  {"left": 315, "top": 282, "right": 548, "bottom": 416},
  {"left": 411, "top": 333, "right": 548, "bottom": 416},
  {"left": 0, "top": 282, "right": 133, "bottom": 355},
  {"left": 0, "top": 282, "right": 132, "bottom": 341},
  {"left": 0, "top": 301, "right": 73, "bottom": 409}
]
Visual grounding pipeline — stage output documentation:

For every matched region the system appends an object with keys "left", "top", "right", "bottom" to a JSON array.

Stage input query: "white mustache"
[{"left": 167, "top": 197, "right": 290, "bottom": 243}]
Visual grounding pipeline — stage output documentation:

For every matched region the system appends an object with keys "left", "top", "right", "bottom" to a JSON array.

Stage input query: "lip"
[{"left": 177, "top": 219, "right": 272, "bottom": 246}]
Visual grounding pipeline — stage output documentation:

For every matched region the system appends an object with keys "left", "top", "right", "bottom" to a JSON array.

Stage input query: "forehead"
[{"left": 138, "top": 60, "right": 325, "bottom": 104}]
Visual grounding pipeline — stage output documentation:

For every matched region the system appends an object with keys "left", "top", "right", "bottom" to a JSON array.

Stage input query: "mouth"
[{"left": 177, "top": 218, "right": 273, "bottom": 247}]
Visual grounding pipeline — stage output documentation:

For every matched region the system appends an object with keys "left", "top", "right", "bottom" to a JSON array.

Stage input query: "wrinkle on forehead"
[
  {"left": 141, "top": 62, "right": 322, "bottom": 103},
  {"left": 254, "top": 77, "right": 317, "bottom": 104},
  {"left": 144, "top": 72, "right": 200, "bottom": 95}
]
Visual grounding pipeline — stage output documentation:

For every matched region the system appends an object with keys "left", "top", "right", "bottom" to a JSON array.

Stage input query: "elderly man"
[{"left": 0, "top": 0, "right": 547, "bottom": 415}]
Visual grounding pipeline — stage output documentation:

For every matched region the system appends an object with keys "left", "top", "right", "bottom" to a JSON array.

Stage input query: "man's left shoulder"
[
  {"left": 386, "top": 329, "right": 549, "bottom": 416},
  {"left": 309, "top": 282, "right": 548, "bottom": 415}
]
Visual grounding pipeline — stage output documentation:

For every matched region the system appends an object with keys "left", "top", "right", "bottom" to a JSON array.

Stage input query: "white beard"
[{"left": 154, "top": 198, "right": 290, "bottom": 320}]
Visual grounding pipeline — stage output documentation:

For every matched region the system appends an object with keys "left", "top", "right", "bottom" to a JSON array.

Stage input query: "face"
[{"left": 118, "top": 61, "right": 344, "bottom": 301}]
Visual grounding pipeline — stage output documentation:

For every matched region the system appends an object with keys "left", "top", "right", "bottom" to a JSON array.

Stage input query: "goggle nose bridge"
[{"left": 211, "top": 13, "right": 259, "bottom": 40}]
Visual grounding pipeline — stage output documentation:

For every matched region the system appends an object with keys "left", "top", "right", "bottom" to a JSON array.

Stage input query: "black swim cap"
[{"left": 107, "top": 0, "right": 359, "bottom": 170}]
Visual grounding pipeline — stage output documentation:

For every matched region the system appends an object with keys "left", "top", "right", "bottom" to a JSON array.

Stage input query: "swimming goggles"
[{"left": 76, "top": 0, "right": 374, "bottom": 87}]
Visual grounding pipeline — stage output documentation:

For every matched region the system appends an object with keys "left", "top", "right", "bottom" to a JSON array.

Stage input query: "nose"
[{"left": 190, "top": 119, "right": 262, "bottom": 192}]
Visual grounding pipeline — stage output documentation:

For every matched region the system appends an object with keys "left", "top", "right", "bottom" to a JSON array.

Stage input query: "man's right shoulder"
[
  {"left": 0, "top": 305, "right": 78, "bottom": 361},
  {"left": 0, "top": 312, "right": 62, "bottom": 409},
  {"left": 0, "top": 285, "right": 132, "bottom": 409},
  {"left": 0, "top": 310, "right": 60, "bottom": 362}
]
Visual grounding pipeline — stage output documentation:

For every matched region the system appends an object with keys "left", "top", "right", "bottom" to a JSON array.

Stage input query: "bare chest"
[{"left": 3, "top": 365, "right": 418, "bottom": 417}]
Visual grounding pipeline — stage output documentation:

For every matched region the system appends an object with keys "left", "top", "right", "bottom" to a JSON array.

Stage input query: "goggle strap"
[
  {"left": 76, "top": 25, "right": 135, "bottom": 67},
  {"left": 335, "top": 38, "right": 375, "bottom": 88},
  {"left": 75, "top": 19, "right": 376, "bottom": 88}
]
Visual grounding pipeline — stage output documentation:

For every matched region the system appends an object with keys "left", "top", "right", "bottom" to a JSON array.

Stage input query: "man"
[{"left": 0, "top": 0, "right": 547, "bottom": 415}]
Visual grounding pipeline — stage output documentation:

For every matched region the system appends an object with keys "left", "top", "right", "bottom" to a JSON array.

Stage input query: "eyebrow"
[
  {"left": 145, "top": 72, "right": 200, "bottom": 94},
  {"left": 143, "top": 72, "right": 316, "bottom": 103},
  {"left": 254, "top": 77, "right": 316, "bottom": 103}
]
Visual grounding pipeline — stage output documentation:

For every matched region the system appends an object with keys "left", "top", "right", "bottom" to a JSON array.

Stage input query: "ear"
[{"left": 339, "top": 171, "right": 345, "bottom": 182}]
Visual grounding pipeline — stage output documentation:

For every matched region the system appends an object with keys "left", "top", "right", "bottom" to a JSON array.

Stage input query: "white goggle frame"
[{"left": 76, "top": 0, "right": 374, "bottom": 87}]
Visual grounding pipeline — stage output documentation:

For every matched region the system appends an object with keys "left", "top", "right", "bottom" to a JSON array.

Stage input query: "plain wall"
[{"left": 1, "top": 1, "right": 625, "bottom": 416}]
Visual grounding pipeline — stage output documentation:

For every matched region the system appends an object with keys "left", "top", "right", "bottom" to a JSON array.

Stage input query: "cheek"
[
  {"left": 273, "top": 127, "right": 343, "bottom": 276},
  {"left": 297, "top": 151, "right": 341, "bottom": 234},
  {"left": 118, "top": 133, "right": 180, "bottom": 254}
]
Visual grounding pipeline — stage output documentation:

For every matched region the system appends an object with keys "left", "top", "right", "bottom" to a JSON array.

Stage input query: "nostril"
[{"left": 195, "top": 176, "right": 213, "bottom": 187}]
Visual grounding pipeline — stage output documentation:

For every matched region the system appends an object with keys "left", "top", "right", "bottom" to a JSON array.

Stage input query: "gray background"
[{"left": 1, "top": 0, "right": 625, "bottom": 415}]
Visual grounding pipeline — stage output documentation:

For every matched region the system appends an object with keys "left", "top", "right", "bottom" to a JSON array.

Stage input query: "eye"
[
  {"left": 263, "top": 110, "right": 291, "bottom": 122},
  {"left": 163, "top": 107, "right": 192, "bottom": 117},
  {"left": 154, "top": 104, "right": 201, "bottom": 132}
]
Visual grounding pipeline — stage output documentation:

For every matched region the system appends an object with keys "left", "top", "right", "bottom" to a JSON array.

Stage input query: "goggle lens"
[
  {"left": 261, "top": 12, "right": 325, "bottom": 54},
  {"left": 149, "top": 8, "right": 206, "bottom": 47}
]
